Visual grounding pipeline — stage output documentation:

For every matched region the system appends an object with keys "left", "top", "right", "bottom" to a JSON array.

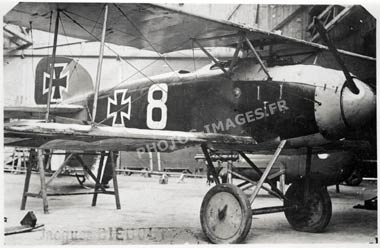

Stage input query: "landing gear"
[
  {"left": 200, "top": 184, "right": 252, "bottom": 244},
  {"left": 199, "top": 141, "right": 286, "bottom": 244},
  {"left": 199, "top": 143, "right": 332, "bottom": 244},
  {"left": 345, "top": 168, "right": 363, "bottom": 186},
  {"left": 284, "top": 147, "right": 332, "bottom": 232},
  {"left": 284, "top": 180, "right": 332, "bottom": 232}
]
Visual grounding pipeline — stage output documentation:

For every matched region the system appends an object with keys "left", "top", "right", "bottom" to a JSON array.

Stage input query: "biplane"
[{"left": 3, "top": 3, "right": 376, "bottom": 244}]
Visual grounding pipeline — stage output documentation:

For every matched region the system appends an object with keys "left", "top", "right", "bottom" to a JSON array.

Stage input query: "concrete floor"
[{"left": 3, "top": 173, "right": 377, "bottom": 245}]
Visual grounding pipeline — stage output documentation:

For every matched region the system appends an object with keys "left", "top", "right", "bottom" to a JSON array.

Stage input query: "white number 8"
[{"left": 147, "top": 83, "right": 168, "bottom": 129}]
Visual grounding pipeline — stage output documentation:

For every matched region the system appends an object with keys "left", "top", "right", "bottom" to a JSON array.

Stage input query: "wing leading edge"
[
  {"left": 4, "top": 104, "right": 84, "bottom": 119},
  {"left": 4, "top": 121, "right": 258, "bottom": 152},
  {"left": 5, "top": 121, "right": 368, "bottom": 155}
]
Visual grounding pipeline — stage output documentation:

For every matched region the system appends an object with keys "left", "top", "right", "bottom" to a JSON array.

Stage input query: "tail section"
[
  {"left": 34, "top": 56, "right": 93, "bottom": 104},
  {"left": 5, "top": 56, "right": 93, "bottom": 121}
]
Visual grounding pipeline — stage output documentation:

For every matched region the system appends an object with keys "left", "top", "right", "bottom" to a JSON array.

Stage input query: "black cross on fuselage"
[
  {"left": 44, "top": 65, "right": 68, "bottom": 100},
  {"left": 109, "top": 91, "right": 130, "bottom": 125}
]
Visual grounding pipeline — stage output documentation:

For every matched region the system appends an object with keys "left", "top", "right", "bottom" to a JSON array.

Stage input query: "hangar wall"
[{"left": 165, "top": 4, "right": 311, "bottom": 40}]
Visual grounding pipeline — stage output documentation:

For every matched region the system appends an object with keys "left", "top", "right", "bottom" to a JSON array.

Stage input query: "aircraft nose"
[{"left": 341, "top": 79, "right": 376, "bottom": 128}]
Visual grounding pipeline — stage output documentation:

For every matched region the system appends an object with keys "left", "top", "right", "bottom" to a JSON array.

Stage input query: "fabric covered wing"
[
  {"left": 4, "top": 104, "right": 84, "bottom": 119},
  {"left": 4, "top": 121, "right": 259, "bottom": 152},
  {"left": 4, "top": 121, "right": 369, "bottom": 155},
  {"left": 4, "top": 3, "right": 375, "bottom": 61}
]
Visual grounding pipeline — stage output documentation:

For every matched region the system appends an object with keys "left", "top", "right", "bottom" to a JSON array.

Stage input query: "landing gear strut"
[{"left": 199, "top": 142, "right": 332, "bottom": 244}]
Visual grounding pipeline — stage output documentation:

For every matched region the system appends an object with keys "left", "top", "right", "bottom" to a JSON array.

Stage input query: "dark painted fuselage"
[
  {"left": 45, "top": 59, "right": 374, "bottom": 147},
  {"left": 83, "top": 65, "right": 319, "bottom": 143}
]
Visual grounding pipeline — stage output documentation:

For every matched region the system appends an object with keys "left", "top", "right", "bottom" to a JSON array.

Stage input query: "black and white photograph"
[{"left": 2, "top": 1, "right": 378, "bottom": 245}]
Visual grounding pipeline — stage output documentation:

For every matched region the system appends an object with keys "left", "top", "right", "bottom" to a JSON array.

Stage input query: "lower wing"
[
  {"left": 4, "top": 120, "right": 367, "bottom": 154},
  {"left": 4, "top": 105, "right": 84, "bottom": 119}
]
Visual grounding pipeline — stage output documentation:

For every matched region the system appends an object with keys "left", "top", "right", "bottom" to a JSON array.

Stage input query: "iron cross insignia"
[
  {"left": 43, "top": 63, "right": 69, "bottom": 103},
  {"left": 107, "top": 89, "right": 132, "bottom": 127}
]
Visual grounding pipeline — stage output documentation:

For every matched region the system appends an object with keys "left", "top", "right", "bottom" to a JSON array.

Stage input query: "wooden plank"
[
  {"left": 25, "top": 193, "right": 42, "bottom": 198},
  {"left": 45, "top": 154, "right": 73, "bottom": 186},
  {"left": 92, "top": 152, "right": 105, "bottom": 207},
  {"left": 38, "top": 150, "right": 49, "bottom": 214},
  {"left": 110, "top": 151, "right": 121, "bottom": 210},
  {"left": 75, "top": 154, "right": 107, "bottom": 192},
  {"left": 5, "top": 224, "right": 44, "bottom": 236},
  {"left": 271, "top": 6, "right": 306, "bottom": 32},
  {"left": 3, "top": 25, "right": 33, "bottom": 45},
  {"left": 20, "top": 155, "right": 33, "bottom": 210},
  {"left": 47, "top": 191, "right": 115, "bottom": 196},
  {"left": 311, "top": 6, "right": 354, "bottom": 42},
  {"left": 307, "top": 5, "right": 334, "bottom": 31}
]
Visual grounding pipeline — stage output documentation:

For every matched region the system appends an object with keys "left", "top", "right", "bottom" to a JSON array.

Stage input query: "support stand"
[
  {"left": 20, "top": 149, "right": 35, "bottom": 211},
  {"left": 38, "top": 150, "right": 49, "bottom": 213},
  {"left": 20, "top": 149, "right": 121, "bottom": 213},
  {"left": 92, "top": 152, "right": 105, "bottom": 206}
]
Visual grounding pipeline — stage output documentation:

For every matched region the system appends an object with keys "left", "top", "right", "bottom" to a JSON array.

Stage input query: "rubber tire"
[
  {"left": 200, "top": 184, "right": 252, "bottom": 244},
  {"left": 284, "top": 181, "right": 332, "bottom": 233},
  {"left": 345, "top": 169, "right": 363, "bottom": 186}
]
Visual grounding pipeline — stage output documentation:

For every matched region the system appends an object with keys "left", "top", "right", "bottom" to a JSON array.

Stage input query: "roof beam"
[
  {"left": 311, "top": 6, "right": 354, "bottom": 42},
  {"left": 3, "top": 25, "right": 33, "bottom": 46},
  {"left": 271, "top": 6, "right": 306, "bottom": 32}
]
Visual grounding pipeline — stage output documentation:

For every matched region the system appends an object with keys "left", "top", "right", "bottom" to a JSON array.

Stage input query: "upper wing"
[{"left": 4, "top": 3, "right": 375, "bottom": 61}]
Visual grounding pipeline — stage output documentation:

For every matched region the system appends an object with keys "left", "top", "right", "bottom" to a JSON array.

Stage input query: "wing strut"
[
  {"left": 244, "top": 36, "right": 272, "bottom": 81},
  {"left": 192, "top": 33, "right": 272, "bottom": 80},
  {"left": 45, "top": 10, "right": 60, "bottom": 123},
  {"left": 91, "top": 4, "right": 109, "bottom": 125},
  {"left": 228, "top": 34, "right": 244, "bottom": 75},
  {"left": 192, "top": 38, "right": 228, "bottom": 74}
]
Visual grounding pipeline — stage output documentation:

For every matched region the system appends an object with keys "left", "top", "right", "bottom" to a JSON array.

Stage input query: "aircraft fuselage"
[{"left": 56, "top": 60, "right": 375, "bottom": 146}]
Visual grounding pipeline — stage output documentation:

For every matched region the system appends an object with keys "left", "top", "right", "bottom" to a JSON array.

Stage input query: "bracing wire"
[
  {"left": 113, "top": 3, "right": 183, "bottom": 79},
  {"left": 59, "top": 9, "right": 185, "bottom": 126},
  {"left": 29, "top": 21, "right": 35, "bottom": 82},
  {"left": 59, "top": 6, "right": 106, "bottom": 84},
  {"left": 191, "top": 39, "right": 197, "bottom": 72},
  {"left": 56, "top": 5, "right": 323, "bottom": 125},
  {"left": 60, "top": 10, "right": 162, "bottom": 87}
]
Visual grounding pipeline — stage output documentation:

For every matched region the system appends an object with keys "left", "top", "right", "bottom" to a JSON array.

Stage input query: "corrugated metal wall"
[{"left": 166, "top": 4, "right": 311, "bottom": 40}]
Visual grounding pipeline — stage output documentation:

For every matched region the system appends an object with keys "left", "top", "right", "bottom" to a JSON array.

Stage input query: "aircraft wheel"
[
  {"left": 284, "top": 181, "right": 331, "bottom": 232},
  {"left": 200, "top": 183, "right": 252, "bottom": 244},
  {"left": 345, "top": 169, "right": 363, "bottom": 186}
]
